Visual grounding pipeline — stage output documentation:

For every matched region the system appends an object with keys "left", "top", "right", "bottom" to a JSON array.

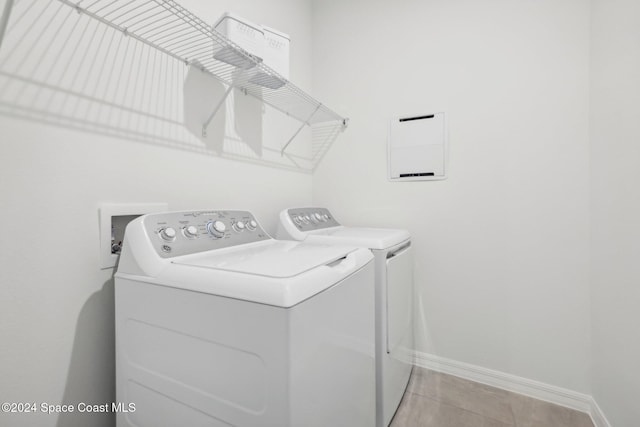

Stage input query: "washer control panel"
[
  {"left": 287, "top": 207, "right": 340, "bottom": 232},
  {"left": 143, "top": 210, "right": 269, "bottom": 258}
]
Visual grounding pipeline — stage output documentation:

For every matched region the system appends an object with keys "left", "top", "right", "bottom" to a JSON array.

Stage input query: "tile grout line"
[
  {"left": 403, "top": 391, "right": 517, "bottom": 427},
  {"left": 408, "top": 370, "right": 518, "bottom": 426}
]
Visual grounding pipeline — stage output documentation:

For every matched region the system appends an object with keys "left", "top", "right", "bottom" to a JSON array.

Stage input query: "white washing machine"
[
  {"left": 115, "top": 209, "right": 375, "bottom": 427},
  {"left": 277, "top": 207, "right": 414, "bottom": 427}
]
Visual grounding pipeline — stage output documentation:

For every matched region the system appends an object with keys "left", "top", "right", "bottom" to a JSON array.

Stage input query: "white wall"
[
  {"left": 4, "top": 0, "right": 638, "bottom": 425},
  {"left": 590, "top": 0, "right": 640, "bottom": 425},
  {"left": 312, "top": 0, "right": 592, "bottom": 393},
  {"left": 0, "top": 1, "right": 313, "bottom": 426}
]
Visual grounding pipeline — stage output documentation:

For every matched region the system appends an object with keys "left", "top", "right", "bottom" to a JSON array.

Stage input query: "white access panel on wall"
[{"left": 388, "top": 112, "right": 447, "bottom": 181}]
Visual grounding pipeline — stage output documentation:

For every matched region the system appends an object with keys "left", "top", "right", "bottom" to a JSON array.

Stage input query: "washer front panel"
[
  {"left": 143, "top": 210, "right": 269, "bottom": 258},
  {"left": 286, "top": 207, "right": 340, "bottom": 232}
]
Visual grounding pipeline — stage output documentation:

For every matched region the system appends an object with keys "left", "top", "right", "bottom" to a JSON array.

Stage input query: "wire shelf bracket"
[
  {"left": 281, "top": 104, "right": 321, "bottom": 156},
  {"left": 55, "top": 0, "right": 349, "bottom": 159}
]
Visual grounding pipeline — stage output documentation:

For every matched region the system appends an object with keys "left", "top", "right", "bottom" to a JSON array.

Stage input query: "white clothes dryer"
[
  {"left": 277, "top": 207, "right": 414, "bottom": 427},
  {"left": 115, "top": 209, "right": 375, "bottom": 427}
]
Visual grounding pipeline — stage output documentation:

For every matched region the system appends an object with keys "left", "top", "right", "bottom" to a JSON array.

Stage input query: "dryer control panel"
[
  {"left": 142, "top": 210, "right": 270, "bottom": 258},
  {"left": 286, "top": 207, "right": 340, "bottom": 232}
]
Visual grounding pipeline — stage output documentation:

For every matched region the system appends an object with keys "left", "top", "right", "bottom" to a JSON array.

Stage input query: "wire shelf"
[
  {"left": 0, "top": 0, "right": 346, "bottom": 171},
  {"left": 56, "top": 0, "right": 348, "bottom": 145}
]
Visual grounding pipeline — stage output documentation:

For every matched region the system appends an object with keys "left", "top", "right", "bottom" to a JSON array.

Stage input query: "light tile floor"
[{"left": 390, "top": 368, "right": 595, "bottom": 427}]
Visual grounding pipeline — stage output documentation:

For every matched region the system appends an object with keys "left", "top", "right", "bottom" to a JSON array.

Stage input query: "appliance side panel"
[{"left": 289, "top": 262, "right": 376, "bottom": 427}]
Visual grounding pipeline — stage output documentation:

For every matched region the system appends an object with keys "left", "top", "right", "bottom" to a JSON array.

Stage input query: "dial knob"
[
  {"left": 303, "top": 215, "right": 311, "bottom": 223},
  {"left": 314, "top": 213, "right": 323, "bottom": 222},
  {"left": 213, "top": 221, "right": 226, "bottom": 233},
  {"left": 246, "top": 219, "right": 257, "bottom": 231},
  {"left": 183, "top": 225, "right": 198, "bottom": 238},
  {"left": 293, "top": 215, "right": 302, "bottom": 225},
  {"left": 323, "top": 214, "right": 330, "bottom": 221},
  {"left": 160, "top": 227, "right": 176, "bottom": 241},
  {"left": 207, "top": 220, "right": 226, "bottom": 238},
  {"left": 233, "top": 221, "right": 246, "bottom": 232}
]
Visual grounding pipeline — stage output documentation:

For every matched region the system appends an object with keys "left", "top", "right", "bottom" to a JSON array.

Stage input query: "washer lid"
[
  {"left": 172, "top": 240, "right": 357, "bottom": 278},
  {"left": 305, "top": 226, "right": 410, "bottom": 250}
]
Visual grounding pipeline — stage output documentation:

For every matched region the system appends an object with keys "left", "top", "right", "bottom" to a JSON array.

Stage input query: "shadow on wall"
[
  {"left": 56, "top": 278, "right": 116, "bottom": 427},
  {"left": 0, "top": 0, "right": 309, "bottom": 172},
  {"left": 183, "top": 63, "right": 263, "bottom": 157}
]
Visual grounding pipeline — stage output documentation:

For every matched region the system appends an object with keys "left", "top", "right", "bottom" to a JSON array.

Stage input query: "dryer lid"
[
  {"left": 305, "top": 227, "right": 410, "bottom": 250},
  {"left": 171, "top": 240, "right": 357, "bottom": 278}
]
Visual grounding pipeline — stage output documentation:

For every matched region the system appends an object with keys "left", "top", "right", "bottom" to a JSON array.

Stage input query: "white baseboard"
[
  {"left": 412, "top": 351, "right": 611, "bottom": 427},
  {"left": 589, "top": 398, "right": 613, "bottom": 427}
]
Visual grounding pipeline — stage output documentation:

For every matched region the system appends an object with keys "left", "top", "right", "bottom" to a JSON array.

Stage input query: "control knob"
[
  {"left": 233, "top": 221, "right": 246, "bottom": 232},
  {"left": 207, "top": 220, "right": 226, "bottom": 238},
  {"left": 159, "top": 227, "right": 176, "bottom": 241},
  {"left": 183, "top": 225, "right": 198, "bottom": 238},
  {"left": 314, "top": 213, "right": 323, "bottom": 222},
  {"left": 246, "top": 219, "right": 258, "bottom": 231}
]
